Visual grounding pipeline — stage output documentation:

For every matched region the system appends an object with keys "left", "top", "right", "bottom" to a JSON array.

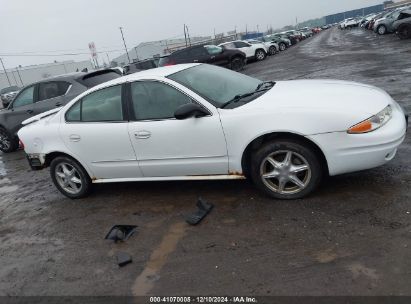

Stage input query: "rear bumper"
[
  {"left": 307, "top": 109, "right": 407, "bottom": 176},
  {"left": 26, "top": 153, "right": 46, "bottom": 170}
]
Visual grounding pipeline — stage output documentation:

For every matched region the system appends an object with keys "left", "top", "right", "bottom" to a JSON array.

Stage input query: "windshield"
[
  {"left": 1, "top": 86, "right": 19, "bottom": 94},
  {"left": 168, "top": 64, "right": 262, "bottom": 108}
]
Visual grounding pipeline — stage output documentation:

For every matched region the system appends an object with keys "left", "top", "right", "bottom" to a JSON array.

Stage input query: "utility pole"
[
  {"left": 185, "top": 24, "right": 191, "bottom": 46},
  {"left": 0, "top": 58, "right": 11, "bottom": 86},
  {"left": 16, "top": 67, "right": 23, "bottom": 86},
  {"left": 184, "top": 24, "right": 188, "bottom": 47},
  {"left": 257, "top": 24, "right": 259, "bottom": 33},
  {"left": 119, "top": 27, "right": 131, "bottom": 64}
]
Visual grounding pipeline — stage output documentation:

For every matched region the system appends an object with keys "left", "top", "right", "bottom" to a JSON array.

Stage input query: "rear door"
[
  {"left": 6, "top": 84, "right": 37, "bottom": 134},
  {"left": 60, "top": 84, "right": 142, "bottom": 179},
  {"left": 34, "top": 81, "right": 71, "bottom": 114}
]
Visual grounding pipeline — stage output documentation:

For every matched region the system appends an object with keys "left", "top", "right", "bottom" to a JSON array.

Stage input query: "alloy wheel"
[
  {"left": 260, "top": 150, "right": 312, "bottom": 195},
  {"left": 0, "top": 130, "right": 11, "bottom": 151},
  {"left": 55, "top": 162, "right": 83, "bottom": 195},
  {"left": 256, "top": 51, "right": 265, "bottom": 60}
]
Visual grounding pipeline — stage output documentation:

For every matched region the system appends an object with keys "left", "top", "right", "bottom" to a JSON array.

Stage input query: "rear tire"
[
  {"left": 255, "top": 49, "right": 266, "bottom": 61},
  {"left": 50, "top": 156, "right": 92, "bottom": 199},
  {"left": 250, "top": 139, "right": 323, "bottom": 200},
  {"left": 0, "top": 127, "right": 19, "bottom": 153},
  {"left": 230, "top": 57, "right": 245, "bottom": 71},
  {"left": 398, "top": 24, "right": 411, "bottom": 39}
]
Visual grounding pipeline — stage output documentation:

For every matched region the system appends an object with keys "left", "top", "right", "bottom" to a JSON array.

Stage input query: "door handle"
[
  {"left": 211, "top": 56, "right": 216, "bottom": 59},
  {"left": 55, "top": 102, "right": 62, "bottom": 107},
  {"left": 134, "top": 131, "right": 151, "bottom": 139},
  {"left": 69, "top": 134, "right": 81, "bottom": 142},
  {"left": 193, "top": 59, "right": 199, "bottom": 62},
  {"left": 26, "top": 109, "right": 33, "bottom": 114}
]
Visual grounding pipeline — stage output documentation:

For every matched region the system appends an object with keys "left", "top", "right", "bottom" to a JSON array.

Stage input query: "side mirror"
[{"left": 174, "top": 103, "right": 209, "bottom": 120}]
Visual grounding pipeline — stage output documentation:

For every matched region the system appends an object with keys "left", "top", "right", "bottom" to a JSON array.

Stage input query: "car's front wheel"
[
  {"left": 268, "top": 46, "right": 277, "bottom": 56},
  {"left": 0, "top": 127, "right": 19, "bottom": 153},
  {"left": 251, "top": 140, "right": 323, "bottom": 199},
  {"left": 50, "top": 156, "right": 92, "bottom": 199},
  {"left": 377, "top": 25, "right": 387, "bottom": 35},
  {"left": 279, "top": 42, "right": 286, "bottom": 51}
]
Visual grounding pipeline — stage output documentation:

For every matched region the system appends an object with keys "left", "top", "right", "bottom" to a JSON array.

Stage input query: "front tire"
[
  {"left": 268, "top": 46, "right": 277, "bottom": 56},
  {"left": 50, "top": 156, "right": 92, "bottom": 199},
  {"left": 250, "top": 140, "right": 322, "bottom": 199},
  {"left": 377, "top": 25, "right": 387, "bottom": 35},
  {"left": 0, "top": 127, "right": 19, "bottom": 153},
  {"left": 279, "top": 42, "right": 286, "bottom": 51}
]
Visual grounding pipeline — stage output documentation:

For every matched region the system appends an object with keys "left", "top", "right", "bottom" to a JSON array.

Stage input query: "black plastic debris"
[
  {"left": 105, "top": 225, "right": 137, "bottom": 242},
  {"left": 117, "top": 251, "right": 132, "bottom": 267},
  {"left": 185, "top": 197, "right": 214, "bottom": 225}
]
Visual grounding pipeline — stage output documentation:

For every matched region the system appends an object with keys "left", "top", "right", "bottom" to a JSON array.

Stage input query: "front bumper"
[{"left": 307, "top": 108, "right": 407, "bottom": 176}]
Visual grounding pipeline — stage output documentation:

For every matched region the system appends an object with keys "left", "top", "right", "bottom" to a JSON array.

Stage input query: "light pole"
[
  {"left": 0, "top": 58, "right": 11, "bottom": 86},
  {"left": 119, "top": 27, "right": 131, "bottom": 64}
]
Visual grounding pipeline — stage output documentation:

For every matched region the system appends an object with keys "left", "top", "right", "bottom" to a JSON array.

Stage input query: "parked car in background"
[
  {"left": 261, "top": 35, "right": 291, "bottom": 51},
  {"left": 0, "top": 69, "right": 121, "bottom": 153},
  {"left": 247, "top": 39, "right": 279, "bottom": 56},
  {"left": 219, "top": 40, "right": 268, "bottom": 62},
  {"left": 375, "top": 7, "right": 411, "bottom": 35},
  {"left": 0, "top": 86, "right": 20, "bottom": 108},
  {"left": 158, "top": 44, "right": 246, "bottom": 72},
  {"left": 123, "top": 58, "right": 158, "bottom": 75},
  {"left": 18, "top": 63, "right": 407, "bottom": 200}
]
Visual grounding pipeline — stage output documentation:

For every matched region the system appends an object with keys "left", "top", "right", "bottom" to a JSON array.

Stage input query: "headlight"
[{"left": 348, "top": 105, "right": 392, "bottom": 134}]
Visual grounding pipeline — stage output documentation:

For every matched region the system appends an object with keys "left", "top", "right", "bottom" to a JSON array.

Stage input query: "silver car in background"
[{"left": 0, "top": 86, "right": 20, "bottom": 108}]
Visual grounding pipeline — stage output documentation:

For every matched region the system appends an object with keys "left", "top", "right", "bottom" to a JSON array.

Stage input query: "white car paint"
[
  {"left": 218, "top": 40, "right": 268, "bottom": 59},
  {"left": 19, "top": 64, "right": 407, "bottom": 186}
]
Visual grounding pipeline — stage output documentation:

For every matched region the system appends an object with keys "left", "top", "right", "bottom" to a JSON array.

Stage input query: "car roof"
[{"left": 88, "top": 63, "right": 200, "bottom": 91}]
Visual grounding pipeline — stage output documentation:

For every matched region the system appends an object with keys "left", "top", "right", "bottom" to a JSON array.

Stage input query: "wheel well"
[
  {"left": 241, "top": 132, "right": 329, "bottom": 178},
  {"left": 255, "top": 48, "right": 266, "bottom": 54}
]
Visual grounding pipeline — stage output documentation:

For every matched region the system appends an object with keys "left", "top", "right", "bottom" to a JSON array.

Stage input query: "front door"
[
  {"left": 7, "top": 85, "right": 37, "bottom": 134},
  {"left": 127, "top": 80, "right": 228, "bottom": 177},
  {"left": 60, "top": 84, "right": 142, "bottom": 179}
]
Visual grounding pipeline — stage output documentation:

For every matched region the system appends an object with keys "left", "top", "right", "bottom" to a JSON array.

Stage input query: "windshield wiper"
[
  {"left": 256, "top": 81, "right": 276, "bottom": 91},
  {"left": 221, "top": 86, "right": 274, "bottom": 109}
]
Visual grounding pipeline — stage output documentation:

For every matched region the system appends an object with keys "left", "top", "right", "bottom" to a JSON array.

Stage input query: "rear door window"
[{"left": 38, "top": 81, "right": 70, "bottom": 101}]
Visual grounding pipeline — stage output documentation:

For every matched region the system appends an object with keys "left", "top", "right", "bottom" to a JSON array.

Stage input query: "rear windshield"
[{"left": 77, "top": 71, "right": 121, "bottom": 88}]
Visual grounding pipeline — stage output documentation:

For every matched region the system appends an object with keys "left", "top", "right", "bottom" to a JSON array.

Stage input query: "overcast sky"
[{"left": 0, "top": 0, "right": 383, "bottom": 67}]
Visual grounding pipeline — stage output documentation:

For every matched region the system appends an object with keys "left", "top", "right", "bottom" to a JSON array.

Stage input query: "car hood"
[{"left": 240, "top": 79, "right": 392, "bottom": 130}]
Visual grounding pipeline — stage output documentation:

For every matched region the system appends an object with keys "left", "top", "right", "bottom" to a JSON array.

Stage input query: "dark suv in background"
[
  {"left": 123, "top": 58, "right": 158, "bottom": 75},
  {"left": 0, "top": 69, "right": 121, "bottom": 153},
  {"left": 158, "top": 45, "right": 246, "bottom": 71}
]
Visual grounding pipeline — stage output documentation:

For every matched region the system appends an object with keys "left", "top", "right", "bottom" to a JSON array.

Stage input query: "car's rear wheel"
[
  {"left": 268, "top": 46, "right": 277, "bottom": 56},
  {"left": 398, "top": 24, "right": 411, "bottom": 39},
  {"left": 279, "top": 42, "right": 286, "bottom": 51},
  {"left": 250, "top": 140, "right": 322, "bottom": 199},
  {"left": 50, "top": 156, "right": 92, "bottom": 199},
  {"left": 255, "top": 49, "right": 266, "bottom": 61},
  {"left": 377, "top": 25, "right": 387, "bottom": 35},
  {"left": 0, "top": 127, "right": 19, "bottom": 153},
  {"left": 230, "top": 57, "right": 245, "bottom": 71}
]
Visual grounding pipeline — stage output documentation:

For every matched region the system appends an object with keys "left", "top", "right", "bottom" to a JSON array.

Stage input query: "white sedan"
[{"left": 18, "top": 64, "right": 408, "bottom": 199}]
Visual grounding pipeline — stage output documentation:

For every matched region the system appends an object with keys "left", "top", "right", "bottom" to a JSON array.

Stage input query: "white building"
[{"left": 0, "top": 60, "right": 94, "bottom": 91}]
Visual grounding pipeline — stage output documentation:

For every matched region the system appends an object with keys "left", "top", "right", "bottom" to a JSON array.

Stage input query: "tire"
[
  {"left": 279, "top": 42, "right": 286, "bottom": 51},
  {"left": 230, "top": 57, "right": 245, "bottom": 72},
  {"left": 268, "top": 46, "right": 277, "bottom": 56},
  {"left": 377, "top": 25, "right": 387, "bottom": 35},
  {"left": 250, "top": 139, "right": 323, "bottom": 200},
  {"left": 255, "top": 49, "right": 266, "bottom": 61},
  {"left": 0, "top": 127, "right": 19, "bottom": 153},
  {"left": 398, "top": 24, "right": 411, "bottom": 39},
  {"left": 50, "top": 156, "right": 92, "bottom": 199}
]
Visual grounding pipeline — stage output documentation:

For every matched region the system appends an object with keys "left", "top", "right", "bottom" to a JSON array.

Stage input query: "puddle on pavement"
[{"left": 132, "top": 222, "right": 186, "bottom": 296}]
